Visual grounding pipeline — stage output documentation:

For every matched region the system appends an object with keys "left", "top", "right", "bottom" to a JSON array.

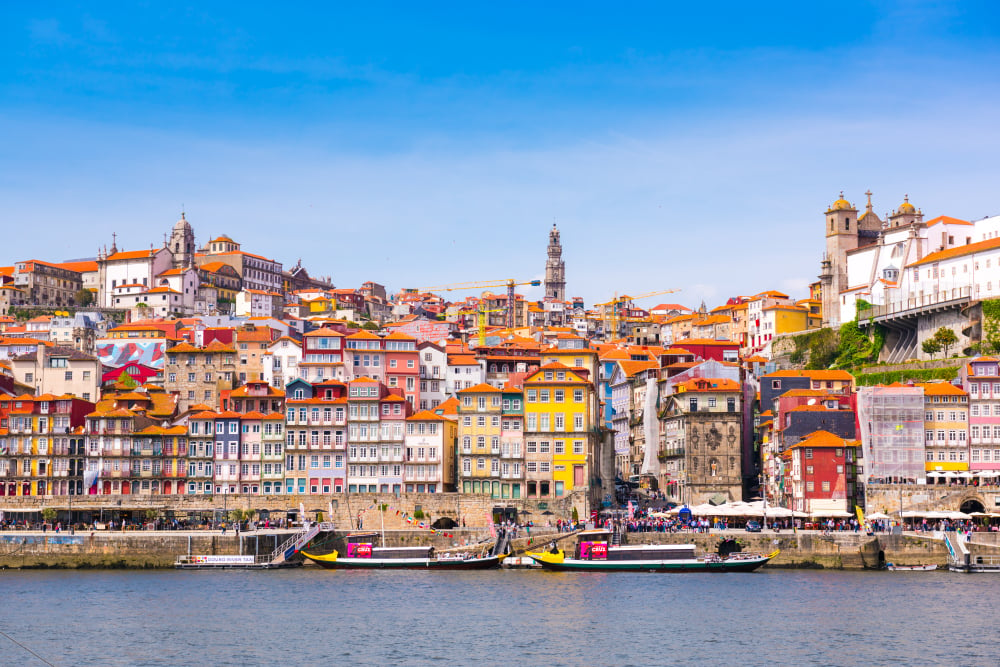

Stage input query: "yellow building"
[
  {"left": 523, "top": 362, "right": 594, "bottom": 498},
  {"left": 456, "top": 382, "right": 504, "bottom": 495},
  {"left": 918, "top": 382, "right": 969, "bottom": 474}
]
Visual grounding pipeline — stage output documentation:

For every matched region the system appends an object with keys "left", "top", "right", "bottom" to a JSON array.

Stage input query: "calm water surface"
[{"left": 1, "top": 568, "right": 996, "bottom": 666}]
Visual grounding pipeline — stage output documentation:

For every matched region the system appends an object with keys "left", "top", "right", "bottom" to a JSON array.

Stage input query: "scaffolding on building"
[{"left": 857, "top": 386, "right": 925, "bottom": 485}]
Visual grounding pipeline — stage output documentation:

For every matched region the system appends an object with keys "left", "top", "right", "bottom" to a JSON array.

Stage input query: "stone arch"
[{"left": 960, "top": 497, "right": 986, "bottom": 514}]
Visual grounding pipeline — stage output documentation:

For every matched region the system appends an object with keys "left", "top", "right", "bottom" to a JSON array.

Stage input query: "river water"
[{"left": 2, "top": 568, "right": 996, "bottom": 666}]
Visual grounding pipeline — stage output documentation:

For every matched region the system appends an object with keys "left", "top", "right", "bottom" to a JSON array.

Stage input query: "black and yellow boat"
[
  {"left": 302, "top": 532, "right": 505, "bottom": 570},
  {"left": 525, "top": 530, "right": 776, "bottom": 572}
]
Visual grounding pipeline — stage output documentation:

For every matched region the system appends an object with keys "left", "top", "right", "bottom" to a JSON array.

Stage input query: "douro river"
[{"left": 2, "top": 568, "right": 996, "bottom": 666}]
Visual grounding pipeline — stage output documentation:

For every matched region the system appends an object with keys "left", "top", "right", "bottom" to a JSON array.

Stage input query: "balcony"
[{"left": 657, "top": 447, "right": 685, "bottom": 460}]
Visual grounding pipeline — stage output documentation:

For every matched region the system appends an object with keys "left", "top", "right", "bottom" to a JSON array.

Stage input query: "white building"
[
  {"left": 98, "top": 247, "right": 174, "bottom": 309},
  {"left": 235, "top": 289, "right": 284, "bottom": 318},
  {"left": 263, "top": 336, "right": 302, "bottom": 388},
  {"left": 446, "top": 352, "right": 485, "bottom": 395},
  {"left": 417, "top": 341, "right": 447, "bottom": 411}
]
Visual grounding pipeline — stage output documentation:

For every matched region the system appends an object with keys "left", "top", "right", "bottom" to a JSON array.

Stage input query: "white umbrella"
[
  {"left": 946, "top": 511, "right": 972, "bottom": 520},
  {"left": 764, "top": 506, "right": 794, "bottom": 518},
  {"left": 900, "top": 510, "right": 925, "bottom": 518},
  {"left": 810, "top": 509, "right": 852, "bottom": 518},
  {"left": 866, "top": 512, "right": 892, "bottom": 520},
  {"left": 792, "top": 510, "right": 810, "bottom": 518}
]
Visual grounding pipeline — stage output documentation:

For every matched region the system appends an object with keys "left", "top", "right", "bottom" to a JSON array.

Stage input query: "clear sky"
[{"left": 3, "top": 2, "right": 1000, "bottom": 307}]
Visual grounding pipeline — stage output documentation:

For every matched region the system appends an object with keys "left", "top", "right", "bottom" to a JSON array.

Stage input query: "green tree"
[
  {"left": 362, "top": 321, "right": 379, "bottom": 331},
  {"left": 41, "top": 508, "right": 57, "bottom": 524},
  {"left": 922, "top": 338, "right": 941, "bottom": 358},
  {"left": 933, "top": 327, "right": 959, "bottom": 357},
  {"left": 74, "top": 288, "right": 94, "bottom": 306}
]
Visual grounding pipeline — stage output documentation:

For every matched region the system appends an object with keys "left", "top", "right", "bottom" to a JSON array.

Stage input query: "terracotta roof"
[
  {"left": 787, "top": 430, "right": 860, "bottom": 449},
  {"left": 435, "top": 396, "right": 459, "bottom": 415},
  {"left": 106, "top": 249, "right": 159, "bottom": 261},
  {"left": 347, "top": 330, "right": 381, "bottom": 340},
  {"left": 924, "top": 215, "right": 972, "bottom": 227},
  {"left": 617, "top": 360, "right": 659, "bottom": 377},
  {"left": 764, "top": 369, "right": 854, "bottom": 381},
  {"left": 916, "top": 382, "right": 966, "bottom": 396},
  {"left": 55, "top": 260, "right": 98, "bottom": 273},
  {"left": 458, "top": 382, "right": 501, "bottom": 393},
  {"left": 908, "top": 236, "right": 1000, "bottom": 268},
  {"left": 675, "top": 377, "right": 740, "bottom": 392}
]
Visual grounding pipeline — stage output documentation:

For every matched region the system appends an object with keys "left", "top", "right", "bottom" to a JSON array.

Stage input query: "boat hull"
[
  {"left": 526, "top": 551, "right": 775, "bottom": 573},
  {"left": 302, "top": 552, "right": 503, "bottom": 570},
  {"left": 886, "top": 564, "right": 938, "bottom": 571}
]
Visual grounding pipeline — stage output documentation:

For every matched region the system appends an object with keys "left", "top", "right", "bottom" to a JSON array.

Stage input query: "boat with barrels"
[
  {"left": 302, "top": 531, "right": 505, "bottom": 570},
  {"left": 525, "top": 529, "right": 776, "bottom": 572}
]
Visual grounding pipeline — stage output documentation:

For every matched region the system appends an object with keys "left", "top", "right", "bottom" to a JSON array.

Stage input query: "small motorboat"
[{"left": 886, "top": 563, "right": 938, "bottom": 571}]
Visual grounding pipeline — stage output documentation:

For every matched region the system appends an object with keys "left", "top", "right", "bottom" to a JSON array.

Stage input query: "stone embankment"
[{"left": 6, "top": 526, "right": 998, "bottom": 570}]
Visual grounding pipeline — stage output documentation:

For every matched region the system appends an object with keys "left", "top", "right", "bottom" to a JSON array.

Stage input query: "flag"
[
  {"left": 855, "top": 505, "right": 865, "bottom": 526},
  {"left": 627, "top": 500, "right": 635, "bottom": 519}
]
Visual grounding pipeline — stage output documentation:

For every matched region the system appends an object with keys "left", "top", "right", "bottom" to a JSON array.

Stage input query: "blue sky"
[{"left": 3, "top": 2, "right": 1000, "bottom": 307}]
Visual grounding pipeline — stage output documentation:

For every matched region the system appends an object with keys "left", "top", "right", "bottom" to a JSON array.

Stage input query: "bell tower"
[
  {"left": 820, "top": 192, "right": 858, "bottom": 328},
  {"left": 169, "top": 212, "right": 196, "bottom": 269},
  {"left": 544, "top": 224, "right": 566, "bottom": 301}
]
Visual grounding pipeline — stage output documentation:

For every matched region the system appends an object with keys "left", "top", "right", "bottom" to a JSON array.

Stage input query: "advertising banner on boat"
[
  {"left": 580, "top": 542, "right": 608, "bottom": 559},
  {"left": 347, "top": 543, "right": 373, "bottom": 558},
  {"left": 188, "top": 555, "right": 256, "bottom": 564}
]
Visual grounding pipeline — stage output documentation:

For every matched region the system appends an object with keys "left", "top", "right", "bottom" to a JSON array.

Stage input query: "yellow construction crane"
[
  {"left": 594, "top": 288, "right": 682, "bottom": 339},
  {"left": 475, "top": 306, "right": 505, "bottom": 347},
  {"left": 404, "top": 278, "right": 542, "bottom": 329}
]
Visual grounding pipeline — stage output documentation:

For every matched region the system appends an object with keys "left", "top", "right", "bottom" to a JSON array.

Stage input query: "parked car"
[{"left": 745, "top": 521, "right": 762, "bottom": 533}]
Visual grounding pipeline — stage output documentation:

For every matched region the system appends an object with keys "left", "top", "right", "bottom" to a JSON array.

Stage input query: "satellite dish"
[{"left": 807, "top": 398, "right": 817, "bottom": 405}]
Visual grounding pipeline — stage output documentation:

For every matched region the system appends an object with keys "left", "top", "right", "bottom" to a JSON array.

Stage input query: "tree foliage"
[
  {"left": 981, "top": 300, "right": 1000, "bottom": 354},
  {"left": 832, "top": 319, "right": 885, "bottom": 369},
  {"left": 932, "top": 327, "right": 958, "bottom": 357},
  {"left": 921, "top": 339, "right": 941, "bottom": 358},
  {"left": 74, "top": 289, "right": 94, "bottom": 306}
]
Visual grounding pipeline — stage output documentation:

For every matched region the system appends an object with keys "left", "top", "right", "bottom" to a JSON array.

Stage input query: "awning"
[{"left": 810, "top": 509, "right": 852, "bottom": 518}]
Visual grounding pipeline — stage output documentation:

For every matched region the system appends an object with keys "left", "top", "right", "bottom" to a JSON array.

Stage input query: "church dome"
[
  {"left": 173, "top": 212, "right": 192, "bottom": 230},
  {"left": 896, "top": 195, "right": 916, "bottom": 214},
  {"left": 830, "top": 192, "right": 853, "bottom": 211}
]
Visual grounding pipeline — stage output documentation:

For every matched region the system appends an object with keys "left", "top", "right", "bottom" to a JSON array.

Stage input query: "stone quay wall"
[
  {"left": 0, "top": 527, "right": 967, "bottom": 570},
  {"left": 0, "top": 491, "right": 588, "bottom": 530}
]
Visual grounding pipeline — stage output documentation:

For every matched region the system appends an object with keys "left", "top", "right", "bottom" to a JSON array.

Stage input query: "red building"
[
  {"left": 671, "top": 338, "right": 740, "bottom": 362},
  {"left": 383, "top": 331, "right": 419, "bottom": 407},
  {"left": 300, "top": 327, "right": 346, "bottom": 383},
  {"left": 781, "top": 430, "right": 862, "bottom": 514}
]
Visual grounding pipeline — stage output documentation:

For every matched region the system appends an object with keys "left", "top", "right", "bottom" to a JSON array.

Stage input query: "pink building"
[{"left": 963, "top": 357, "right": 1000, "bottom": 476}]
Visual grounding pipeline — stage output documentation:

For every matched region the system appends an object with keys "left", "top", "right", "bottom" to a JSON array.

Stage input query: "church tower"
[
  {"left": 544, "top": 224, "right": 566, "bottom": 301},
  {"left": 169, "top": 212, "right": 196, "bottom": 269},
  {"left": 819, "top": 192, "right": 858, "bottom": 328}
]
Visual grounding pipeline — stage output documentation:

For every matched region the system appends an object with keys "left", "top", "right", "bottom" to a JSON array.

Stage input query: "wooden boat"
[
  {"left": 886, "top": 563, "right": 938, "bottom": 571},
  {"left": 302, "top": 532, "right": 504, "bottom": 570},
  {"left": 525, "top": 530, "right": 776, "bottom": 572}
]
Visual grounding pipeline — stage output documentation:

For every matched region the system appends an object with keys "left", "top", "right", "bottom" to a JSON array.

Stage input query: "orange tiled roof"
[
  {"left": 924, "top": 215, "right": 972, "bottom": 227},
  {"left": 916, "top": 381, "right": 966, "bottom": 396},
  {"left": 458, "top": 382, "right": 501, "bottom": 393},
  {"left": 765, "top": 369, "right": 854, "bottom": 381},
  {"left": 787, "top": 430, "right": 860, "bottom": 449},
  {"left": 107, "top": 249, "right": 159, "bottom": 261},
  {"left": 908, "top": 236, "right": 1000, "bottom": 268},
  {"left": 675, "top": 377, "right": 740, "bottom": 392}
]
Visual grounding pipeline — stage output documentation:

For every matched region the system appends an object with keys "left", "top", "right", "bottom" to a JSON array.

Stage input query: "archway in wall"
[
  {"left": 431, "top": 517, "right": 458, "bottom": 529},
  {"left": 960, "top": 498, "right": 986, "bottom": 514}
]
